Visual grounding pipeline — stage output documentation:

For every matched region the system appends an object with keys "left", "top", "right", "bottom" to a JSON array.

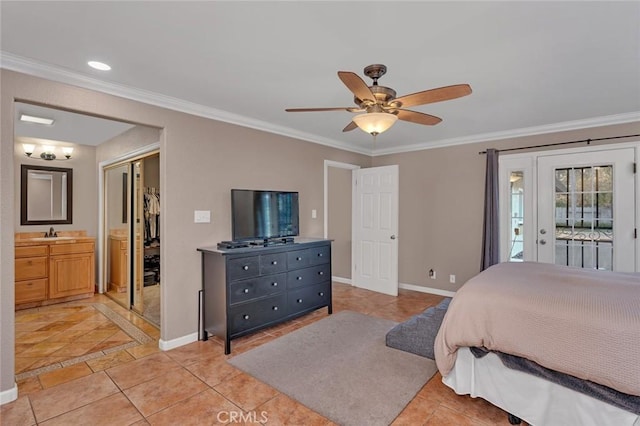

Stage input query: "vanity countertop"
[{"left": 15, "top": 231, "right": 95, "bottom": 247}]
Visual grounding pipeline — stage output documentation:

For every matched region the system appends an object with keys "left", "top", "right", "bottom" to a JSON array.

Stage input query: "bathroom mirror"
[{"left": 21, "top": 164, "right": 73, "bottom": 225}]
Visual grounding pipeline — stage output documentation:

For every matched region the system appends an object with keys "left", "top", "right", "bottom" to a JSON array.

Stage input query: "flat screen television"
[{"left": 231, "top": 189, "right": 299, "bottom": 242}]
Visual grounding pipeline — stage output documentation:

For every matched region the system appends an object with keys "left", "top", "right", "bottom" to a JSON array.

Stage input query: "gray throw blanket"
[{"left": 470, "top": 347, "right": 640, "bottom": 416}]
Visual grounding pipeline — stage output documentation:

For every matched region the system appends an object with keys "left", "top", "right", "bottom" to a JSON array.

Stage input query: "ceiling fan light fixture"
[{"left": 352, "top": 112, "right": 398, "bottom": 135}]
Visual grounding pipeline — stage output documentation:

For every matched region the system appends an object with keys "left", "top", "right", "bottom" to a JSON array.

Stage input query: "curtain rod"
[{"left": 478, "top": 134, "right": 640, "bottom": 155}]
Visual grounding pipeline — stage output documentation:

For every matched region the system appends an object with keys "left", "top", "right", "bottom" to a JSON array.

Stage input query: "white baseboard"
[
  {"left": 158, "top": 332, "right": 199, "bottom": 351},
  {"left": 0, "top": 383, "right": 18, "bottom": 405},
  {"left": 331, "top": 276, "right": 352, "bottom": 285},
  {"left": 399, "top": 282, "right": 456, "bottom": 298}
]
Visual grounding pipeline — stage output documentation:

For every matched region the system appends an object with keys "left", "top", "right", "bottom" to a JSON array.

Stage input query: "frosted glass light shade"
[
  {"left": 62, "top": 147, "right": 74, "bottom": 158},
  {"left": 22, "top": 144, "right": 36, "bottom": 156},
  {"left": 352, "top": 112, "right": 398, "bottom": 135}
]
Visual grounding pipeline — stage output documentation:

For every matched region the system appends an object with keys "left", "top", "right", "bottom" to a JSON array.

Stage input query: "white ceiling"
[{"left": 2, "top": 1, "right": 639, "bottom": 155}]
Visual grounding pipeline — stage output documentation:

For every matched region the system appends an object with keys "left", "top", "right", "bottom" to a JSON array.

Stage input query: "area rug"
[{"left": 228, "top": 311, "right": 437, "bottom": 426}]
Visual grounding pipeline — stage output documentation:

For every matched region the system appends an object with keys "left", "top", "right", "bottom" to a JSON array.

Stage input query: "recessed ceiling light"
[
  {"left": 20, "top": 114, "right": 55, "bottom": 125},
  {"left": 88, "top": 61, "right": 111, "bottom": 71}
]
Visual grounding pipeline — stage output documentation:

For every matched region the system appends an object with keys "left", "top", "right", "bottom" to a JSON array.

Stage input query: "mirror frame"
[{"left": 21, "top": 164, "right": 73, "bottom": 225}]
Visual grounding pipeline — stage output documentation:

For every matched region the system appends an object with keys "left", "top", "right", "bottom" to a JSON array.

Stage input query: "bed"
[{"left": 434, "top": 261, "right": 640, "bottom": 426}]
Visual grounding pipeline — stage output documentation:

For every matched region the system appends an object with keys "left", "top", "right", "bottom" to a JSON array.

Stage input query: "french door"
[
  {"left": 352, "top": 165, "right": 399, "bottom": 296},
  {"left": 500, "top": 145, "right": 636, "bottom": 272}
]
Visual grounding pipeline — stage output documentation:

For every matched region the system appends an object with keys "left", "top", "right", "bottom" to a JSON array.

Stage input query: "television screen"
[{"left": 231, "top": 189, "right": 299, "bottom": 241}]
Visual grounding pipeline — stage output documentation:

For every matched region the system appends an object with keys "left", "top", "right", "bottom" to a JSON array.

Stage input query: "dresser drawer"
[
  {"left": 15, "top": 279, "right": 47, "bottom": 304},
  {"left": 287, "top": 249, "right": 310, "bottom": 269},
  {"left": 308, "top": 245, "right": 330, "bottom": 266},
  {"left": 228, "top": 294, "right": 287, "bottom": 334},
  {"left": 288, "top": 282, "right": 331, "bottom": 314},
  {"left": 227, "top": 256, "right": 260, "bottom": 281},
  {"left": 15, "top": 245, "right": 48, "bottom": 258},
  {"left": 287, "top": 264, "right": 331, "bottom": 289},
  {"left": 49, "top": 242, "right": 95, "bottom": 256},
  {"left": 260, "top": 252, "right": 287, "bottom": 275},
  {"left": 229, "top": 273, "right": 286, "bottom": 305},
  {"left": 15, "top": 256, "right": 48, "bottom": 281}
]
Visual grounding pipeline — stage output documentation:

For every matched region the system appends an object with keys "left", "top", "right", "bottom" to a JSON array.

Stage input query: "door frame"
[
  {"left": 498, "top": 140, "right": 639, "bottom": 271},
  {"left": 98, "top": 142, "right": 159, "bottom": 294}
]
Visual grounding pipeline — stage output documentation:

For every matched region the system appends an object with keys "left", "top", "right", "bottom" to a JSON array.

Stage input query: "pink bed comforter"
[{"left": 434, "top": 262, "right": 640, "bottom": 396}]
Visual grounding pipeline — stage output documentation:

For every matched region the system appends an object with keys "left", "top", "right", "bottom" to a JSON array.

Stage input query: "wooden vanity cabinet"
[
  {"left": 49, "top": 242, "right": 95, "bottom": 299},
  {"left": 15, "top": 245, "right": 48, "bottom": 304}
]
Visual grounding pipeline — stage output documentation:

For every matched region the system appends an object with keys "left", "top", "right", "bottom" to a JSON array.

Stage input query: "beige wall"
[
  {"left": 374, "top": 122, "right": 640, "bottom": 293},
  {"left": 328, "top": 166, "right": 354, "bottom": 279},
  {"left": 14, "top": 144, "right": 98, "bottom": 236},
  {"left": 0, "top": 69, "right": 370, "bottom": 396}
]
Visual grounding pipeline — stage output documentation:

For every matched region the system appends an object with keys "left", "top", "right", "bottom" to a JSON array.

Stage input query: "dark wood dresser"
[{"left": 198, "top": 238, "right": 332, "bottom": 354}]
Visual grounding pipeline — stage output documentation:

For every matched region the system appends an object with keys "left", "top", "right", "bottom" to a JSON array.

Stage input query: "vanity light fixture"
[
  {"left": 88, "top": 60, "right": 111, "bottom": 71},
  {"left": 20, "top": 114, "right": 55, "bottom": 125},
  {"left": 22, "top": 144, "right": 73, "bottom": 161}
]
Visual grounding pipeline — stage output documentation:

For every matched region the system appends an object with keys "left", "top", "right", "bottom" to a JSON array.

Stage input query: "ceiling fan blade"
[
  {"left": 393, "top": 84, "right": 472, "bottom": 108},
  {"left": 396, "top": 109, "right": 442, "bottom": 126},
  {"left": 285, "top": 107, "right": 358, "bottom": 112},
  {"left": 337, "top": 71, "right": 376, "bottom": 103},
  {"left": 342, "top": 121, "right": 358, "bottom": 132}
]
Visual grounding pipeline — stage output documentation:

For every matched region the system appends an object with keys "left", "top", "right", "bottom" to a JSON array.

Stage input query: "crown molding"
[
  {"left": 373, "top": 111, "right": 640, "bottom": 156},
  {"left": 3, "top": 52, "right": 637, "bottom": 158},
  {"left": 1, "top": 52, "right": 371, "bottom": 156}
]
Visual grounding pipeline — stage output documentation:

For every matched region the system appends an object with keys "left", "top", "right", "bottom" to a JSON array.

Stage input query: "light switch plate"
[
  {"left": 311, "top": 209, "right": 317, "bottom": 219},
  {"left": 194, "top": 210, "right": 211, "bottom": 223}
]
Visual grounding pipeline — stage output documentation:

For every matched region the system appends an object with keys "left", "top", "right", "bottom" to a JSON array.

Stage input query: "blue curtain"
[{"left": 481, "top": 148, "right": 500, "bottom": 270}]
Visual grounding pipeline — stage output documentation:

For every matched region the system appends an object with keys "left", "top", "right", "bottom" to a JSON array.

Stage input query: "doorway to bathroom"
[{"left": 103, "top": 152, "right": 160, "bottom": 327}]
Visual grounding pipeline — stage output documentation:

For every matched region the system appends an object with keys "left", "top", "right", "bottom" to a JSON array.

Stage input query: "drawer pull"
[
  {"left": 272, "top": 306, "right": 279, "bottom": 311},
  {"left": 243, "top": 314, "right": 250, "bottom": 320},
  {"left": 296, "top": 276, "right": 303, "bottom": 281},
  {"left": 242, "top": 266, "right": 249, "bottom": 271},
  {"left": 243, "top": 288, "right": 249, "bottom": 294},
  {"left": 272, "top": 282, "right": 278, "bottom": 287},
  {"left": 272, "top": 261, "right": 277, "bottom": 265},
  {"left": 297, "top": 298, "right": 303, "bottom": 303},
  {"left": 318, "top": 271, "right": 324, "bottom": 276},
  {"left": 318, "top": 253, "right": 323, "bottom": 257},
  {"left": 296, "top": 257, "right": 302, "bottom": 261},
  {"left": 319, "top": 292, "right": 324, "bottom": 296}
]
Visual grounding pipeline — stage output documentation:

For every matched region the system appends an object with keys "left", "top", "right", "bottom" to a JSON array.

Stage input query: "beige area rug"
[
  {"left": 15, "top": 303, "right": 154, "bottom": 380},
  {"left": 228, "top": 311, "right": 438, "bottom": 426}
]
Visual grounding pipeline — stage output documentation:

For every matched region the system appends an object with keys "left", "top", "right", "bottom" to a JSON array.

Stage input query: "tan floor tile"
[
  {"left": 16, "top": 376, "right": 43, "bottom": 397},
  {"left": 49, "top": 340, "right": 99, "bottom": 357},
  {"left": 20, "top": 341, "right": 68, "bottom": 357},
  {"left": 146, "top": 389, "right": 241, "bottom": 425},
  {"left": 29, "top": 371, "right": 120, "bottom": 423},
  {"left": 391, "top": 393, "right": 441, "bottom": 426},
  {"left": 87, "top": 350, "right": 136, "bottom": 372},
  {"left": 423, "top": 404, "right": 478, "bottom": 426},
  {"left": 257, "top": 394, "right": 329, "bottom": 426},
  {"left": 43, "top": 329, "right": 90, "bottom": 343},
  {"left": 165, "top": 340, "right": 224, "bottom": 366},
  {"left": 38, "top": 362, "right": 93, "bottom": 389},
  {"left": 15, "top": 331, "right": 54, "bottom": 344},
  {"left": 214, "top": 372, "right": 279, "bottom": 411},
  {"left": 106, "top": 352, "right": 181, "bottom": 390},
  {"left": 123, "top": 368, "right": 209, "bottom": 417},
  {"left": 185, "top": 356, "right": 242, "bottom": 387},
  {"left": 127, "top": 341, "right": 162, "bottom": 359},
  {"left": 0, "top": 395, "right": 36, "bottom": 426},
  {"left": 38, "top": 393, "right": 143, "bottom": 426}
]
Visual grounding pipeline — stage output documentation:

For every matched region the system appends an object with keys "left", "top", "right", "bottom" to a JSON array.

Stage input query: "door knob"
[
  {"left": 539, "top": 239, "right": 547, "bottom": 245},
  {"left": 390, "top": 235, "right": 396, "bottom": 240},
  {"left": 540, "top": 229, "right": 547, "bottom": 235}
]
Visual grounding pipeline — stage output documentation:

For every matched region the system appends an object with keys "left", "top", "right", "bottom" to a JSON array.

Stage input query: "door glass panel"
[
  {"left": 132, "top": 161, "right": 145, "bottom": 313},
  {"left": 509, "top": 171, "right": 524, "bottom": 261},
  {"left": 554, "top": 165, "right": 613, "bottom": 270}
]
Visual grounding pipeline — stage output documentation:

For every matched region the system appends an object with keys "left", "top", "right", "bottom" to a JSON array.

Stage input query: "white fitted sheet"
[{"left": 443, "top": 347, "right": 640, "bottom": 426}]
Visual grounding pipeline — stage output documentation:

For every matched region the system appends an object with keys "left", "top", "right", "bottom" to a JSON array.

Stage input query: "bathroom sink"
[{"left": 28, "top": 236, "right": 76, "bottom": 241}]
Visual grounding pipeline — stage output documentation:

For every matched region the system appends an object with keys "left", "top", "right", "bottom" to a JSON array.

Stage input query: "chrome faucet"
[{"left": 44, "top": 227, "right": 57, "bottom": 238}]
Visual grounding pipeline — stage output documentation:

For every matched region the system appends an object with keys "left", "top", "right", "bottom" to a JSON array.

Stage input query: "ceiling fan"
[{"left": 286, "top": 64, "right": 472, "bottom": 136}]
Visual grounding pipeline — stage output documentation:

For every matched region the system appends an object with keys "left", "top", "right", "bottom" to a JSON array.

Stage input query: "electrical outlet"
[
  {"left": 312, "top": 209, "right": 317, "bottom": 219},
  {"left": 429, "top": 269, "right": 436, "bottom": 279},
  {"left": 449, "top": 274, "right": 456, "bottom": 283},
  {"left": 194, "top": 210, "right": 211, "bottom": 223}
]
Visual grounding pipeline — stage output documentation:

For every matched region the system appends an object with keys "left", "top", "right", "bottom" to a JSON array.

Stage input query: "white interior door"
[
  {"left": 352, "top": 165, "right": 399, "bottom": 296},
  {"left": 537, "top": 148, "right": 635, "bottom": 272}
]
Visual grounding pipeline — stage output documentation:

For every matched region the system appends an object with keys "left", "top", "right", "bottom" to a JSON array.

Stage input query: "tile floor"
[{"left": 2, "top": 283, "right": 521, "bottom": 425}]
